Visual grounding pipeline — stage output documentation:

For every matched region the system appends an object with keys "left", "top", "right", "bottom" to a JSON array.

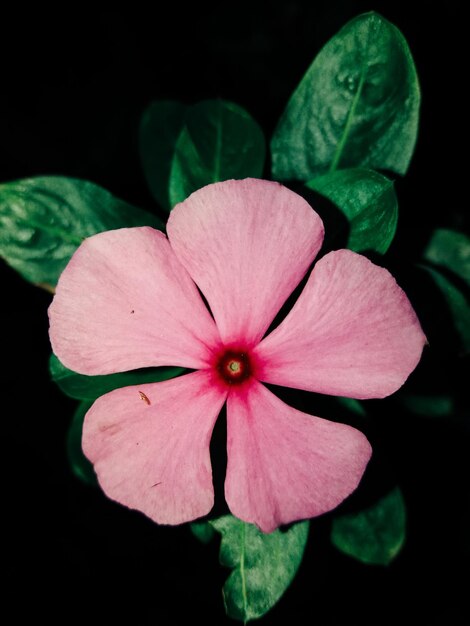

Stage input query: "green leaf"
[
  {"left": 50, "top": 354, "right": 185, "bottom": 401},
  {"left": 0, "top": 176, "right": 164, "bottom": 287},
  {"left": 336, "top": 396, "right": 367, "bottom": 417},
  {"left": 169, "top": 99, "right": 266, "bottom": 206},
  {"left": 307, "top": 168, "right": 398, "bottom": 254},
  {"left": 190, "top": 521, "right": 216, "bottom": 544},
  {"left": 420, "top": 230, "right": 470, "bottom": 353},
  {"left": 67, "top": 401, "right": 97, "bottom": 486},
  {"left": 423, "top": 229, "right": 470, "bottom": 285},
  {"left": 139, "top": 100, "right": 188, "bottom": 211},
  {"left": 211, "top": 515, "right": 309, "bottom": 622},
  {"left": 420, "top": 265, "right": 470, "bottom": 354},
  {"left": 331, "top": 487, "right": 406, "bottom": 565},
  {"left": 271, "top": 12, "right": 420, "bottom": 180},
  {"left": 397, "top": 393, "right": 454, "bottom": 418}
]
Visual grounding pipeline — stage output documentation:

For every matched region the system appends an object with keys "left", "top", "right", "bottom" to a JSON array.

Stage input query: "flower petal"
[
  {"left": 255, "top": 250, "right": 426, "bottom": 399},
  {"left": 167, "top": 179, "right": 324, "bottom": 346},
  {"left": 82, "top": 371, "right": 227, "bottom": 525},
  {"left": 49, "top": 227, "right": 220, "bottom": 374},
  {"left": 225, "top": 381, "right": 371, "bottom": 532}
]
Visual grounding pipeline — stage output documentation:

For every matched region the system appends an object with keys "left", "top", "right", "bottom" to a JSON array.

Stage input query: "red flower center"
[{"left": 216, "top": 349, "right": 252, "bottom": 385}]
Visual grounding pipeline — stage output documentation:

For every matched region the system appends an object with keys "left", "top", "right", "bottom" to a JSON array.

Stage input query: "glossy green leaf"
[
  {"left": 67, "top": 401, "right": 97, "bottom": 486},
  {"left": 139, "top": 100, "right": 188, "bottom": 211},
  {"left": 50, "top": 354, "right": 185, "bottom": 401},
  {"left": 211, "top": 515, "right": 309, "bottom": 622},
  {"left": 271, "top": 12, "right": 420, "bottom": 180},
  {"left": 169, "top": 99, "right": 266, "bottom": 206},
  {"left": 190, "top": 521, "right": 216, "bottom": 544},
  {"left": 0, "top": 176, "right": 163, "bottom": 287},
  {"left": 331, "top": 487, "right": 406, "bottom": 565},
  {"left": 307, "top": 168, "right": 398, "bottom": 254}
]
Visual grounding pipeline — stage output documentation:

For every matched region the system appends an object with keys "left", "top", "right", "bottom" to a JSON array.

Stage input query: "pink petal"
[
  {"left": 49, "top": 227, "right": 221, "bottom": 374},
  {"left": 225, "top": 381, "right": 372, "bottom": 532},
  {"left": 167, "top": 179, "right": 324, "bottom": 346},
  {"left": 82, "top": 370, "right": 227, "bottom": 525},
  {"left": 255, "top": 250, "right": 426, "bottom": 399}
]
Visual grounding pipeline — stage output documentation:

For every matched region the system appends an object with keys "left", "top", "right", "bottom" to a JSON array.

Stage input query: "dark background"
[{"left": 2, "top": 2, "right": 468, "bottom": 624}]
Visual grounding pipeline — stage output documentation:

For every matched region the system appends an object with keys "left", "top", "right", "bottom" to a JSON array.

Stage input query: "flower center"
[{"left": 216, "top": 350, "right": 252, "bottom": 385}]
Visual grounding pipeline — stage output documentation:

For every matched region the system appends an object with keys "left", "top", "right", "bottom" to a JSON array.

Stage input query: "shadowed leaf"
[
  {"left": 169, "top": 99, "right": 265, "bottom": 206},
  {"left": 139, "top": 100, "right": 188, "bottom": 211},
  {"left": 331, "top": 486, "right": 406, "bottom": 565}
]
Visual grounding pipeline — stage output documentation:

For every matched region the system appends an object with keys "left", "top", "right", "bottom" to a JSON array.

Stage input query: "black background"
[{"left": 2, "top": 2, "right": 468, "bottom": 624}]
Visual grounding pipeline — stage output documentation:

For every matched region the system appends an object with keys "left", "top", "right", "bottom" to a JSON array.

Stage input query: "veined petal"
[
  {"left": 82, "top": 371, "right": 227, "bottom": 525},
  {"left": 167, "top": 179, "right": 324, "bottom": 346},
  {"left": 225, "top": 381, "right": 371, "bottom": 533},
  {"left": 255, "top": 250, "right": 426, "bottom": 399},
  {"left": 49, "top": 227, "right": 220, "bottom": 375}
]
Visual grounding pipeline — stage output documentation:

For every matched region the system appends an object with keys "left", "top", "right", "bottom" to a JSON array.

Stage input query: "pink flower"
[{"left": 49, "top": 179, "right": 426, "bottom": 532}]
